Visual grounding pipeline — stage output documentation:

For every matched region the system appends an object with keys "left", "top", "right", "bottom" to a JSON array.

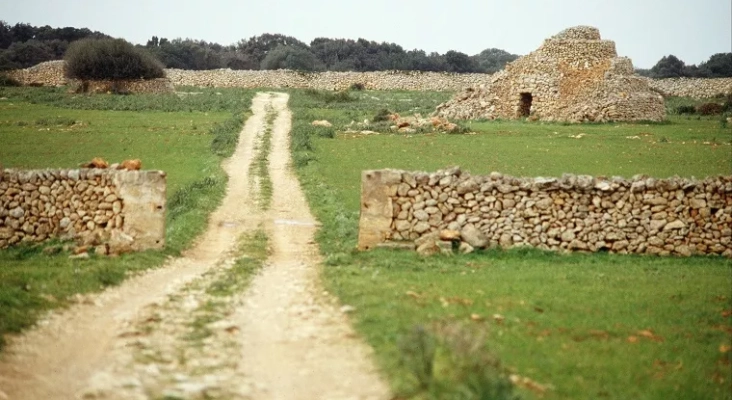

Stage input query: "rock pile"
[
  {"left": 0, "top": 168, "right": 166, "bottom": 253},
  {"left": 435, "top": 26, "right": 666, "bottom": 123},
  {"left": 358, "top": 167, "right": 732, "bottom": 257},
  {"left": 342, "top": 113, "right": 464, "bottom": 135}
]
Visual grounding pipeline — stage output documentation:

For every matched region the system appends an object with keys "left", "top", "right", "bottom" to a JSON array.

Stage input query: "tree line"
[
  {"left": 1, "top": 20, "right": 730, "bottom": 78},
  {"left": 143, "top": 33, "right": 520, "bottom": 73},
  {"left": 0, "top": 21, "right": 518, "bottom": 73},
  {"left": 636, "top": 54, "right": 732, "bottom": 79}
]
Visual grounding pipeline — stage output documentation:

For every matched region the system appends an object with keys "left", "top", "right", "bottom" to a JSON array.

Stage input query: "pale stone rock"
[
  {"left": 561, "top": 230, "right": 576, "bottom": 242},
  {"left": 663, "top": 220, "right": 685, "bottom": 231},
  {"left": 461, "top": 224, "right": 489, "bottom": 248},
  {"left": 413, "top": 221, "right": 431, "bottom": 234}
]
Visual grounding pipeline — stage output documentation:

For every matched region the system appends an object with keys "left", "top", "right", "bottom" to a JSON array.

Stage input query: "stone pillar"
[
  {"left": 357, "top": 169, "right": 401, "bottom": 250},
  {"left": 113, "top": 170, "right": 167, "bottom": 250}
]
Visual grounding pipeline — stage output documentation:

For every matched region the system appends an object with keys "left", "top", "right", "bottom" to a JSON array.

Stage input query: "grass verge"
[
  {"left": 186, "top": 228, "right": 270, "bottom": 344},
  {"left": 288, "top": 89, "right": 732, "bottom": 399},
  {"left": 0, "top": 87, "right": 255, "bottom": 349}
]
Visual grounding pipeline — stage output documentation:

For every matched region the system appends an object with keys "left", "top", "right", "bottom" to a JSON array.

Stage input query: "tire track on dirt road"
[{"left": 233, "top": 93, "right": 390, "bottom": 400}]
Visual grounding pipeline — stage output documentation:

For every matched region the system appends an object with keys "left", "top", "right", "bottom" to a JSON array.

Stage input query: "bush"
[
  {"left": 372, "top": 108, "right": 393, "bottom": 122},
  {"left": 64, "top": 38, "right": 164, "bottom": 80},
  {"left": 398, "top": 323, "right": 519, "bottom": 399},
  {"left": 349, "top": 82, "right": 365, "bottom": 91},
  {"left": 0, "top": 73, "right": 20, "bottom": 86},
  {"left": 303, "top": 88, "right": 355, "bottom": 103},
  {"left": 722, "top": 94, "right": 732, "bottom": 113},
  {"left": 674, "top": 105, "right": 696, "bottom": 115},
  {"left": 260, "top": 45, "right": 324, "bottom": 72},
  {"left": 696, "top": 102, "right": 723, "bottom": 116}
]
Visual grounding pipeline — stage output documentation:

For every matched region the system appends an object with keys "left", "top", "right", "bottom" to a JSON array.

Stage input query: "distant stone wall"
[
  {"left": 644, "top": 77, "right": 732, "bottom": 99},
  {"left": 6, "top": 60, "right": 732, "bottom": 98},
  {"left": 5, "top": 60, "right": 174, "bottom": 94},
  {"left": 0, "top": 168, "right": 166, "bottom": 252},
  {"left": 358, "top": 168, "right": 732, "bottom": 257},
  {"left": 165, "top": 69, "right": 490, "bottom": 91},
  {"left": 6, "top": 60, "right": 68, "bottom": 86}
]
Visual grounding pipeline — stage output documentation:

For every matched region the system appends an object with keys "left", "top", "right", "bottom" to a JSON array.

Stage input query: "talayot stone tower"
[{"left": 435, "top": 26, "right": 666, "bottom": 123}]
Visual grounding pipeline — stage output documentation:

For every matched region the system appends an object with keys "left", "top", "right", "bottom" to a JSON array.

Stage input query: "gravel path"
[{"left": 0, "top": 92, "right": 390, "bottom": 400}]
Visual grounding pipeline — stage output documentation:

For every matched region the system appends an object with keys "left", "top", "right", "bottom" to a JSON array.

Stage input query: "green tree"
[
  {"left": 65, "top": 38, "right": 164, "bottom": 80},
  {"left": 699, "top": 53, "right": 732, "bottom": 77},
  {"left": 260, "top": 45, "right": 324, "bottom": 71},
  {"left": 650, "top": 55, "right": 685, "bottom": 78},
  {"left": 237, "top": 34, "right": 309, "bottom": 68},
  {"left": 472, "top": 48, "right": 519, "bottom": 73},
  {"left": 5, "top": 40, "right": 54, "bottom": 68},
  {"left": 0, "top": 21, "right": 12, "bottom": 49},
  {"left": 445, "top": 50, "right": 479, "bottom": 73}
]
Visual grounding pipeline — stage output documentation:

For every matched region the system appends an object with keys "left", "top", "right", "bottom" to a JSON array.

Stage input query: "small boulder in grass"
[{"left": 311, "top": 120, "right": 332, "bottom": 127}]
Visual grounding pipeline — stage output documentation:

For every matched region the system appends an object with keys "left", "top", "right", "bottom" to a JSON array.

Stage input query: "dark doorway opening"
[{"left": 519, "top": 92, "right": 533, "bottom": 117}]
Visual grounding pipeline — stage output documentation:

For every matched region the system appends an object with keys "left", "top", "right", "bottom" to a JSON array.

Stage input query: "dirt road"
[{"left": 0, "top": 92, "right": 390, "bottom": 400}]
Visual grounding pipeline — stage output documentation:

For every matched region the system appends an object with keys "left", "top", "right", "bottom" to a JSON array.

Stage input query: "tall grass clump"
[
  {"left": 0, "top": 73, "right": 20, "bottom": 87},
  {"left": 210, "top": 112, "right": 245, "bottom": 157},
  {"left": 65, "top": 38, "right": 164, "bottom": 80},
  {"left": 398, "top": 323, "right": 520, "bottom": 399}
]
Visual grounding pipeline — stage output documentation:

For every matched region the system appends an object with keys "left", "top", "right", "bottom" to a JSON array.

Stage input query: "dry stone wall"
[
  {"left": 5, "top": 60, "right": 174, "bottom": 94},
  {"left": 358, "top": 168, "right": 732, "bottom": 257},
  {"left": 643, "top": 77, "right": 732, "bottom": 99},
  {"left": 165, "top": 69, "right": 490, "bottom": 91},
  {"left": 0, "top": 168, "right": 166, "bottom": 251},
  {"left": 6, "top": 60, "right": 732, "bottom": 98}
]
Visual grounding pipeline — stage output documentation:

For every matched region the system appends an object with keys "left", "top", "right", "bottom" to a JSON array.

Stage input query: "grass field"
[
  {"left": 289, "top": 89, "right": 732, "bottom": 399},
  {"left": 1, "top": 86, "right": 730, "bottom": 399},
  {"left": 0, "top": 87, "right": 256, "bottom": 349}
]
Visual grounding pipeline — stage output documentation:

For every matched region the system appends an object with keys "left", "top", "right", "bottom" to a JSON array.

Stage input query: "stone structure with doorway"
[{"left": 434, "top": 26, "right": 665, "bottom": 123}]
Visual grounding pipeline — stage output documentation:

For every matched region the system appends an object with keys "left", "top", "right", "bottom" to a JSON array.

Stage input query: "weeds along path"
[{"left": 0, "top": 92, "right": 389, "bottom": 400}]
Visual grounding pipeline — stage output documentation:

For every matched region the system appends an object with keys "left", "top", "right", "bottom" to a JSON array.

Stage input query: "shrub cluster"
[
  {"left": 696, "top": 102, "right": 723, "bottom": 116},
  {"left": 302, "top": 88, "right": 355, "bottom": 103},
  {"left": 64, "top": 38, "right": 164, "bottom": 80},
  {"left": 723, "top": 94, "right": 732, "bottom": 113},
  {"left": 673, "top": 105, "right": 696, "bottom": 115},
  {"left": 349, "top": 82, "right": 365, "bottom": 91},
  {"left": 0, "top": 73, "right": 20, "bottom": 86}
]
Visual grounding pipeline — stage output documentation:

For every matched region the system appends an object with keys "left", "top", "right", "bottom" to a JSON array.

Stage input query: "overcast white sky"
[{"left": 1, "top": 0, "right": 730, "bottom": 68}]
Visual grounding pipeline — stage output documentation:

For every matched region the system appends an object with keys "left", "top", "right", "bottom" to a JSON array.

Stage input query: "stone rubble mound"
[{"left": 435, "top": 26, "right": 666, "bottom": 123}]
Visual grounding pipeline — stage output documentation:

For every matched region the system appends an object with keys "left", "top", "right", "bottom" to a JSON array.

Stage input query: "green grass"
[
  {"left": 187, "top": 229, "right": 270, "bottom": 344},
  {"left": 0, "top": 87, "right": 256, "bottom": 349},
  {"left": 251, "top": 107, "right": 276, "bottom": 210},
  {"left": 289, "top": 89, "right": 732, "bottom": 399}
]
